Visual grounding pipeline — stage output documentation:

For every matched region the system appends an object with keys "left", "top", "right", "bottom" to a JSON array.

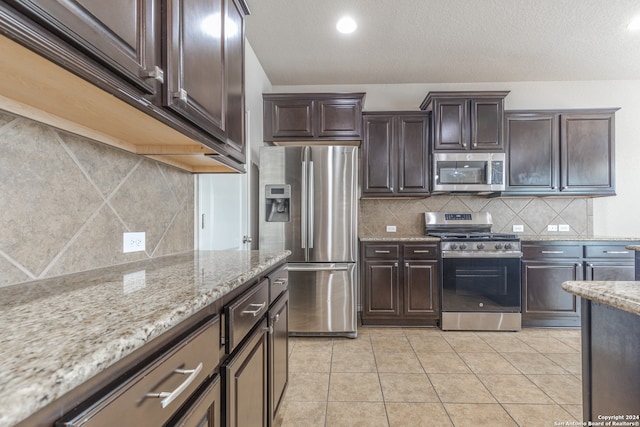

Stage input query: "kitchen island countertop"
[
  {"left": 0, "top": 249, "right": 290, "bottom": 427},
  {"left": 561, "top": 280, "right": 640, "bottom": 317}
]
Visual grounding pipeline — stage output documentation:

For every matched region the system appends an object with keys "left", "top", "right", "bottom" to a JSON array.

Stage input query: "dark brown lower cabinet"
[
  {"left": 584, "top": 244, "right": 636, "bottom": 281},
  {"left": 361, "top": 242, "right": 439, "bottom": 326},
  {"left": 55, "top": 317, "right": 221, "bottom": 427},
  {"left": 170, "top": 375, "right": 221, "bottom": 427},
  {"left": 223, "top": 318, "right": 268, "bottom": 427},
  {"left": 522, "top": 241, "right": 638, "bottom": 328},
  {"left": 522, "top": 260, "right": 583, "bottom": 327},
  {"left": 268, "top": 291, "right": 289, "bottom": 427},
  {"left": 581, "top": 300, "right": 640, "bottom": 421}
]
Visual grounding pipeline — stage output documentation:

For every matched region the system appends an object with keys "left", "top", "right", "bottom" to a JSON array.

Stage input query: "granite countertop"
[
  {"left": 0, "top": 249, "right": 290, "bottom": 427},
  {"left": 360, "top": 235, "right": 640, "bottom": 243},
  {"left": 359, "top": 235, "right": 440, "bottom": 242},
  {"left": 626, "top": 245, "right": 640, "bottom": 251},
  {"left": 523, "top": 236, "right": 640, "bottom": 242},
  {"left": 562, "top": 281, "right": 640, "bottom": 317}
]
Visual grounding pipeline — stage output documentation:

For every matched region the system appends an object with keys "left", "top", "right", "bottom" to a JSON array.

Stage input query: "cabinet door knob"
[
  {"left": 173, "top": 89, "right": 188, "bottom": 102},
  {"left": 141, "top": 65, "right": 164, "bottom": 83},
  {"left": 393, "top": 262, "right": 398, "bottom": 268},
  {"left": 405, "top": 262, "right": 409, "bottom": 267}
]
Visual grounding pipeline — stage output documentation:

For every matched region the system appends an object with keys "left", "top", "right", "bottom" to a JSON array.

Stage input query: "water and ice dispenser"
[{"left": 264, "top": 184, "right": 291, "bottom": 222}]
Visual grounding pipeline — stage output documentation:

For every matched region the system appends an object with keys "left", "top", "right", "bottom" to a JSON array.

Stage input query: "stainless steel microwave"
[{"left": 432, "top": 152, "right": 506, "bottom": 192}]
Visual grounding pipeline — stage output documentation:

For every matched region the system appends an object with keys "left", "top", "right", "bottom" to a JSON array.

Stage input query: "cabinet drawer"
[
  {"left": 57, "top": 317, "right": 220, "bottom": 427},
  {"left": 226, "top": 279, "right": 269, "bottom": 353},
  {"left": 269, "top": 265, "right": 289, "bottom": 305},
  {"left": 403, "top": 244, "right": 438, "bottom": 259},
  {"left": 363, "top": 244, "right": 400, "bottom": 259},
  {"left": 584, "top": 245, "right": 634, "bottom": 259},
  {"left": 522, "top": 244, "right": 582, "bottom": 259}
]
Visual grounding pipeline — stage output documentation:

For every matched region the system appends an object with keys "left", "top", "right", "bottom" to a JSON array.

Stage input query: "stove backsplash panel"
[
  {"left": 359, "top": 196, "right": 592, "bottom": 238},
  {"left": 0, "top": 110, "right": 194, "bottom": 288}
]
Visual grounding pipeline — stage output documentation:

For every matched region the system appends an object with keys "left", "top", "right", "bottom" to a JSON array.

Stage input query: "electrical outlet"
[
  {"left": 386, "top": 225, "right": 397, "bottom": 232},
  {"left": 547, "top": 224, "right": 558, "bottom": 232},
  {"left": 512, "top": 224, "right": 524, "bottom": 232},
  {"left": 559, "top": 224, "right": 570, "bottom": 232},
  {"left": 123, "top": 232, "right": 146, "bottom": 253}
]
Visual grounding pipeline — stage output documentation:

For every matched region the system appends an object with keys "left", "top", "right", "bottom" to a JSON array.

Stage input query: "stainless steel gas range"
[{"left": 425, "top": 212, "right": 522, "bottom": 331}]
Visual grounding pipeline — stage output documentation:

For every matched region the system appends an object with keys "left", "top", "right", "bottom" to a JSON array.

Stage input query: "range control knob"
[
  {"left": 477, "top": 243, "right": 485, "bottom": 250},
  {"left": 459, "top": 243, "right": 467, "bottom": 250},
  {"left": 505, "top": 243, "right": 513, "bottom": 250},
  {"left": 495, "top": 243, "right": 504, "bottom": 250},
  {"left": 449, "top": 243, "right": 458, "bottom": 250}
]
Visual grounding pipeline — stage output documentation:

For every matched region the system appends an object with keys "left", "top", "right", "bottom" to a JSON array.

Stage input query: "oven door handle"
[{"left": 441, "top": 251, "right": 522, "bottom": 259}]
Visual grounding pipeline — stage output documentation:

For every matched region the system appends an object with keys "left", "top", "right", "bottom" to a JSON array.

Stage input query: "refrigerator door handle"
[
  {"left": 287, "top": 264, "right": 349, "bottom": 272},
  {"left": 301, "top": 158, "right": 307, "bottom": 250},
  {"left": 308, "top": 160, "right": 314, "bottom": 249}
]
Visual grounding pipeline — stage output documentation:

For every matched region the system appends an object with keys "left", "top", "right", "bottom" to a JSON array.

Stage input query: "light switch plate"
[
  {"left": 386, "top": 225, "right": 397, "bottom": 232},
  {"left": 512, "top": 224, "right": 524, "bottom": 232},
  {"left": 123, "top": 232, "right": 146, "bottom": 253},
  {"left": 547, "top": 224, "right": 558, "bottom": 232},
  {"left": 559, "top": 224, "right": 570, "bottom": 232}
]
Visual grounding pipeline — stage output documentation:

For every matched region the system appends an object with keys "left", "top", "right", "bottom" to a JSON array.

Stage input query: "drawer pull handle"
[
  {"left": 541, "top": 250, "right": 564, "bottom": 254},
  {"left": 274, "top": 279, "right": 287, "bottom": 285},
  {"left": 147, "top": 362, "right": 203, "bottom": 408},
  {"left": 242, "top": 302, "right": 266, "bottom": 317},
  {"left": 375, "top": 250, "right": 391, "bottom": 254},
  {"left": 413, "top": 250, "right": 431, "bottom": 253},
  {"left": 604, "top": 251, "right": 629, "bottom": 254}
]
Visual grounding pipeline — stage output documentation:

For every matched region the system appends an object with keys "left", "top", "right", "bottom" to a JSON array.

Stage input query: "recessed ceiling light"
[
  {"left": 628, "top": 16, "right": 640, "bottom": 31},
  {"left": 336, "top": 16, "right": 357, "bottom": 34}
]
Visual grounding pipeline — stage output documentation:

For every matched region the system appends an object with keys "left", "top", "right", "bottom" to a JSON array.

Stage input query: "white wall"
[
  {"left": 245, "top": 41, "right": 273, "bottom": 164},
  {"left": 244, "top": 41, "right": 273, "bottom": 247},
  {"left": 270, "top": 81, "right": 640, "bottom": 237}
]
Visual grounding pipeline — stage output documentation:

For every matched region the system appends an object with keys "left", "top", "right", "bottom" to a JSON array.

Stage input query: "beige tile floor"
[{"left": 275, "top": 326, "right": 583, "bottom": 427}]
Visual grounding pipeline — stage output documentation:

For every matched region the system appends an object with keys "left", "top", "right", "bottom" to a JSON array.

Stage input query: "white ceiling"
[{"left": 244, "top": 0, "right": 640, "bottom": 86}]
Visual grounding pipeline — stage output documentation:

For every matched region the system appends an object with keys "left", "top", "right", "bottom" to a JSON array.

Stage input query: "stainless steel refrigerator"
[{"left": 259, "top": 146, "right": 358, "bottom": 338}]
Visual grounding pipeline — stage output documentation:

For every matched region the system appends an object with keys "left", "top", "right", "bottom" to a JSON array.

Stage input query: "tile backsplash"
[
  {"left": 0, "top": 110, "right": 194, "bottom": 288},
  {"left": 359, "top": 195, "right": 592, "bottom": 237}
]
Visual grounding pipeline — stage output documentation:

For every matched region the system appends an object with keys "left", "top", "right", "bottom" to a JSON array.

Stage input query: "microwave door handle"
[{"left": 486, "top": 160, "right": 491, "bottom": 184}]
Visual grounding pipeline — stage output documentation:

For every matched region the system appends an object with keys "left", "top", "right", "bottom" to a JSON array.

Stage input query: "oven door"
[{"left": 441, "top": 257, "right": 521, "bottom": 313}]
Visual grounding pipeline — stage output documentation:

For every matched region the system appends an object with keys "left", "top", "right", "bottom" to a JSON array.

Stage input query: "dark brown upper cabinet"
[
  {"left": 1, "top": 0, "right": 250, "bottom": 171},
  {"left": 224, "top": 0, "right": 247, "bottom": 154},
  {"left": 165, "top": 0, "right": 247, "bottom": 159},
  {"left": 420, "top": 91, "right": 509, "bottom": 152},
  {"left": 165, "top": 0, "right": 225, "bottom": 139},
  {"left": 6, "top": 0, "right": 162, "bottom": 96},
  {"left": 361, "top": 112, "right": 430, "bottom": 197},
  {"left": 505, "top": 109, "right": 618, "bottom": 196},
  {"left": 263, "top": 93, "right": 365, "bottom": 142}
]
